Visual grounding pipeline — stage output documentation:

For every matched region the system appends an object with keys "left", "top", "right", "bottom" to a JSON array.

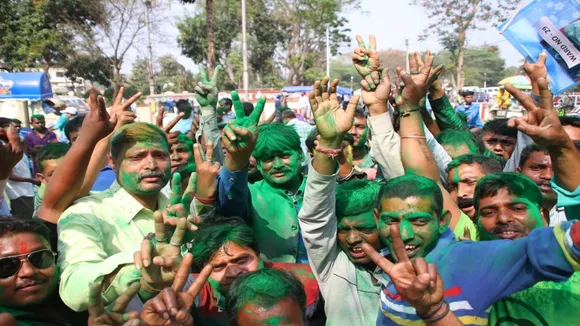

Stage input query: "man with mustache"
[
  {"left": 447, "top": 154, "right": 502, "bottom": 221},
  {"left": 57, "top": 122, "right": 174, "bottom": 312},
  {"left": 0, "top": 216, "right": 87, "bottom": 325},
  {"left": 244, "top": 122, "right": 309, "bottom": 263},
  {"left": 474, "top": 173, "right": 580, "bottom": 325}
]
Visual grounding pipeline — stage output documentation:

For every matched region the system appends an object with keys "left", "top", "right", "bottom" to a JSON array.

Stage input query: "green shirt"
[
  {"left": 33, "top": 182, "right": 45, "bottom": 216},
  {"left": 453, "top": 212, "right": 479, "bottom": 241},
  {"left": 248, "top": 177, "right": 308, "bottom": 263},
  {"left": 488, "top": 272, "right": 580, "bottom": 325},
  {"left": 57, "top": 181, "right": 169, "bottom": 312}
]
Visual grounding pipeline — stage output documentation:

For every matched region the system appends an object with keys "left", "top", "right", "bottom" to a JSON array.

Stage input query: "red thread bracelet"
[
  {"left": 195, "top": 196, "right": 215, "bottom": 205},
  {"left": 315, "top": 145, "right": 342, "bottom": 158}
]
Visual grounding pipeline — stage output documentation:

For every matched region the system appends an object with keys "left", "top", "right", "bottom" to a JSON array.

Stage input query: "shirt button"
[{"left": 291, "top": 225, "right": 298, "bottom": 231}]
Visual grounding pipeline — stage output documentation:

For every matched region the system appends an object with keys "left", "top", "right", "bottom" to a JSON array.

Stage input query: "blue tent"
[
  {"left": 0, "top": 72, "right": 53, "bottom": 101},
  {"left": 282, "top": 85, "right": 353, "bottom": 96}
]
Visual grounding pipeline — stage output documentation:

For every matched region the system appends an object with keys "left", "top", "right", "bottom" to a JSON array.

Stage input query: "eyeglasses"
[{"left": 0, "top": 249, "right": 56, "bottom": 279}]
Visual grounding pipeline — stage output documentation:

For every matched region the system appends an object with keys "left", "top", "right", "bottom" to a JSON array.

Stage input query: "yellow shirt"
[{"left": 57, "top": 181, "right": 169, "bottom": 311}]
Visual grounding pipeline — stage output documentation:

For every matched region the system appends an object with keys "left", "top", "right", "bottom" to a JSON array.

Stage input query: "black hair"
[
  {"left": 446, "top": 154, "right": 502, "bottom": 175},
  {"left": 281, "top": 110, "right": 296, "bottom": 120},
  {"left": 221, "top": 98, "right": 233, "bottom": 107},
  {"left": 305, "top": 128, "right": 318, "bottom": 154},
  {"left": 518, "top": 144, "right": 549, "bottom": 169},
  {"left": 35, "top": 142, "right": 70, "bottom": 173},
  {"left": 243, "top": 102, "right": 254, "bottom": 117},
  {"left": 0, "top": 117, "right": 11, "bottom": 128},
  {"left": 354, "top": 108, "right": 366, "bottom": 119},
  {"left": 463, "top": 91, "right": 475, "bottom": 96},
  {"left": 176, "top": 99, "right": 192, "bottom": 112},
  {"left": 190, "top": 217, "right": 259, "bottom": 271},
  {"left": 559, "top": 116, "right": 580, "bottom": 128},
  {"left": 0, "top": 216, "right": 51, "bottom": 243},
  {"left": 473, "top": 172, "right": 542, "bottom": 212},
  {"left": 64, "top": 115, "right": 85, "bottom": 141},
  {"left": 226, "top": 268, "right": 306, "bottom": 326},
  {"left": 481, "top": 119, "right": 517, "bottom": 138},
  {"left": 10, "top": 118, "right": 21, "bottom": 125},
  {"left": 377, "top": 174, "right": 443, "bottom": 216}
]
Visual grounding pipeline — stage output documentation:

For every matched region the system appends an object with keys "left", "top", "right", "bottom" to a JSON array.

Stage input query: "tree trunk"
[
  {"left": 112, "top": 64, "right": 122, "bottom": 99},
  {"left": 206, "top": 0, "right": 215, "bottom": 77},
  {"left": 456, "top": 34, "right": 466, "bottom": 92}
]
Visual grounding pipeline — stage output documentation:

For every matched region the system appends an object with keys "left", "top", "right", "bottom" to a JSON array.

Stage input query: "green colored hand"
[
  {"left": 222, "top": 91, "right": 266, "bottom": 152},
  {"left": 195, "top": 65, "right": 222, "bottom": 108},
  {"left": 352, "top": 35, "right": 380, "bottom": 90},
  {"left": 311, "top": 77, "right": 359, "bottom": 148}
]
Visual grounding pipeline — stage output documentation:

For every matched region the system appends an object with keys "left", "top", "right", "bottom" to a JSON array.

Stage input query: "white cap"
[{"left": 61, "top": 107, "right": 78, "bottom": 115}]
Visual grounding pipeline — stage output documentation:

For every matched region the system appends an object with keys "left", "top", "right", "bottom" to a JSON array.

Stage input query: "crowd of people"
[{"left": 0, "top": 34, "right": 579, "bottom": 326}]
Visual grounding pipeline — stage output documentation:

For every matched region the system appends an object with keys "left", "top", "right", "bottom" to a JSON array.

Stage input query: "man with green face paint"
[
  {"left": 297, "top": 77, "right": 388, "bottom": 325},
  {"left": 474, "top": 173, "right": 580, "bottom": 325},
  {"left": 246, "top": 122, "right": 308, "bottom": 263},
  {"left": 367, "top": 51, "right": 580, "bottom": 326},
  {"left": 57, "top": 122, "right": 174, "bottom": 312}
]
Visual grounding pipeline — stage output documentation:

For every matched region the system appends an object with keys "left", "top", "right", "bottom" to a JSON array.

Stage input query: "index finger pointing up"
[
  {"left": 389, "top": 224, "right": 410, "bottom": 263},
  {"left": 361, "top": 243, "right": 394, "bottom": 275},
  {"left": 355, "top": 35, "right": 367, "bottom": 49}
]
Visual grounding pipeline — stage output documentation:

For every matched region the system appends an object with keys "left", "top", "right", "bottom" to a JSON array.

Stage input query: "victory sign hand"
[
  {"left": 141, "top": 253, "right": 213, "bottom": 326},
  {"left": 134, "top": 214, "right": 188, "bottom": 290},
  {"left": 88, "top": 282, "right": 142, "bottom": 326},
  {"left": 195, "top": 66, "right": 222, "bottom": 109},
  {"left": 506, "top": 78, "right": 571, "bottom": 148},
  {"left": 361, "top": 224, "right": 444, "bottom": 317},
  {"left": 352, "top": 35, "right": 381, "bottom": 90}
]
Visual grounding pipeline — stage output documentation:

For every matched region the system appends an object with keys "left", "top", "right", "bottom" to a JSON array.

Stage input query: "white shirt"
[{"left": 6, "top": 155, "right": 34, "bottom": 199}]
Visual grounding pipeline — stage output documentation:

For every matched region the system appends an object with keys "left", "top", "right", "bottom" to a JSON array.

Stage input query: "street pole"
[
  {"left": 241, "top": 0, "right": 249, "bottom": 100},
  {"left": 326, "top": 27, "right": 330, "bottom": 77},
  {"left": 144, "top": 0, "right": 155, "bottom": 96},
  {"left": 484, "top": 72, "right": 487, "bottom": 89},
  {"left": 405, "top": 39, "right": 410, "bottom": 72}
]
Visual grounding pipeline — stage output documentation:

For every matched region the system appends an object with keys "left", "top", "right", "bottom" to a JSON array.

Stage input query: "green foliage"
[
  {"left": 177, "top": 0, "right": 360, "bottom": 87},
  {"left": 129, "top": 55, "right": 196, "bottom": 95},
  {"left": 0, "top": 0, "right": 104, "bottom": 71},
  {"left": 437, "top": 46, "right": 507, "bottom": 87},
  {"left": 413, "top": 0, "right": 522, "bottom": 90},
  {"left": 64, "top": 53, "right": 113, "bottom": 88}
]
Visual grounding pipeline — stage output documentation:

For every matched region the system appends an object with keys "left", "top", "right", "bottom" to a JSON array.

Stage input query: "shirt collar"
[
  {"left": 259, "top": 175, "right": 307, "bottom": 197},
  {"left": 109, "top": 181, "right": 170, "bottom": 223}
]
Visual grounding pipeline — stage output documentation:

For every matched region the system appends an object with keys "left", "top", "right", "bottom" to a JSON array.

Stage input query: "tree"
[
  {"left": 128, "top": 55, "right": 196, "bottom": 94},
  {"left": 79, "top": 0, "right": 158, "bottom": 95},
  {"left": 177, "top": 0, "right": 241, "bottom": 82},
  {"left": 63, "top": 53, "right": 113, "bottom": 88},
  {"left": 0, "top": 0, "right": 105, "bottom": 72},
  {"left": 413, "top": 0, "right": 521, "bottom": 91},
  {"left": 437, "top": 46, "right": 506, "bottom": 88},
  {"left": 155, "top": 55, "right": 196, "bottom": 92},
  {"left": 272, "top": 0, "right": 361, "bottom": 85}
]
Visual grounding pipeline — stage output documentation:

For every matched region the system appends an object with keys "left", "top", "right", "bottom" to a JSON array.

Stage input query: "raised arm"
[
  {"left": 353, "top": 34, "right": 405, "bottom": 179},
  {"left": 396, "top": 52, "right": 462, "bottom": 229},
  {"left": 37, "top": 88, "right": 118, "bottom": 224},
  {"left": 298, "top": 77, "right": 359, "bottom": 281},
  {"left": 506, "top": 78, "right": 580, "bottom": 192},
  {"left": 195, "top": 66, "right": 225, "bottom": 163}
]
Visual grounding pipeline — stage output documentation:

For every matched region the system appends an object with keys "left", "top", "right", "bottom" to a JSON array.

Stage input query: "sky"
[{"left": 121, "top": 0, "right": 526, "bottom": 75}]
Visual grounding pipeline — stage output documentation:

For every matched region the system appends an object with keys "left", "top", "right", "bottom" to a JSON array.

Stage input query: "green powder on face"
[{"left": 262, "top": 315, "right": 291, "bottom": 325}]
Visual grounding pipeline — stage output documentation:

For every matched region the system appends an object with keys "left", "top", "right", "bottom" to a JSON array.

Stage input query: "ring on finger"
[{"left": 170, "top": 241, "right": 182, "bottom": 247}]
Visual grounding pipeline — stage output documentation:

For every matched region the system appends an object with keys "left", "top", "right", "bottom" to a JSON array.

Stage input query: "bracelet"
[
  {"left": 315, "top": 145, "right": 342, "bottom": 159},
  {"left": 401, "top": 107, "right": 421, "bottom": 117},
  {"left": 417, "top": 300, "right": 444, "bottom": 319},
  {"left": 400, "top": 135, "right": 426, "bottom": 140},
  {"left": 420, "top": 301, "right": 450, "bottom": 322},
  {"left": 195, "top": 195, "right": 215, "bottom": 205},
  {"left": 140, "top": 279, "right": 164, "bottom": 294}
]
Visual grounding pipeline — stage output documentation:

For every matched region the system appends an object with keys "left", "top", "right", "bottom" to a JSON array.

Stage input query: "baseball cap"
[{"left": 62, "top": 107, "right": 78, "bottom": 115}]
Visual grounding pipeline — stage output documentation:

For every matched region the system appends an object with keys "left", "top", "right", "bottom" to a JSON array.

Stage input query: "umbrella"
[{"left": 498, "top": 75, "right": 532, "bottom": 90}]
